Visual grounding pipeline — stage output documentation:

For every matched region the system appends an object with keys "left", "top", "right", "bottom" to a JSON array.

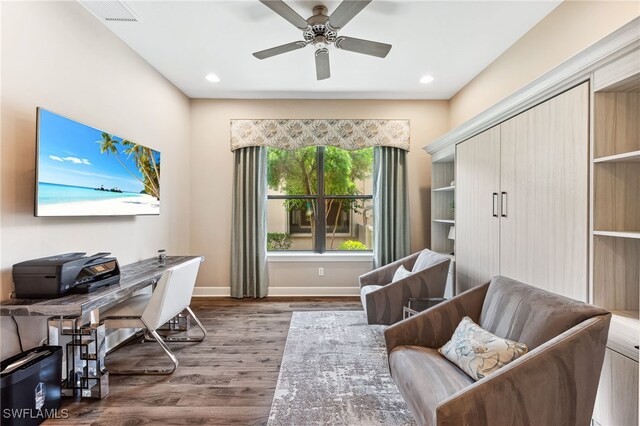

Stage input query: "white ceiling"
[{"left": 91, "top": 0, "right": 560, "bottom": 99}]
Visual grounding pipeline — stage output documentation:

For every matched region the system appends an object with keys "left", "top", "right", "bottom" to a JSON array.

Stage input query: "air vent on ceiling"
[{"left": 79, "top": 0, "right": 142, "bottom": 22}]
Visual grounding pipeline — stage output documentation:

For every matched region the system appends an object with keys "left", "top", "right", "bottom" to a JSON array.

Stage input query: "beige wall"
[
  {"left": 449, "top": 0, "right": 640, "bottom": 129},
  {"left": 0, "top": 1, "right": 191, "bottom": 358},
  {"left": 190, "top": 100, "right": 449, "bottom": 289}
]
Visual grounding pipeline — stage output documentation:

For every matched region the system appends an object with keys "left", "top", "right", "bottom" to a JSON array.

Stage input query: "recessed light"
[
  {"left": 205, "top": 73, "right": 220, "bottom": 83},
  {"left": 420, "top": 75, "right": 434, "bottom": 84}
]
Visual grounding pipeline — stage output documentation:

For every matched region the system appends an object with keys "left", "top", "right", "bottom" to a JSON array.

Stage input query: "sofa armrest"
[
  {"left": 358, "top": 251, "right": 421, "bottom": 288},
  {"left": 436, "top": 313, "right": 611, "bottom": 426},
  {"left": 384, "top": 282, "right": 489, "bottom": 355}
]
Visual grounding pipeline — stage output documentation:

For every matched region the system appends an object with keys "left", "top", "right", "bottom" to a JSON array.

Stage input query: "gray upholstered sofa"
[
  {"left": 359, "top": 249, "right": 450, "bottom": 325},
  {"left": 384, "top": 276, "right": 611, "bottom": 426}
]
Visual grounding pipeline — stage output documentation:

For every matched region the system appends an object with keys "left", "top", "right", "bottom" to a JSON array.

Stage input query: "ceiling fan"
[{"left": 253, "top": 0, "right": 392, "bottom": 80}]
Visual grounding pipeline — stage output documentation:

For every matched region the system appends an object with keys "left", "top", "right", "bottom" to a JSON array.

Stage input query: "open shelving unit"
[
  {"left": 592, "top": 84, "right": 640, "bottom": 343},
  {"left": 431, "top": 160, "right": 455, "bottom": 255},
  {"left": 431, "top": 155, "right": 456, "bottom": 298},
  {"left": 589, "top": 50, "right": 639, "bottom": 426}
]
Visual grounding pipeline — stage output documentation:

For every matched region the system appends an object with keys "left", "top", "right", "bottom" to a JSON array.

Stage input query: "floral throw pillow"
[
  {"left": 439, "top": 316, "right": 528, "bottom": 381},
  {"left": 392, "top": 265, "right": 412, "bottom": 282}
]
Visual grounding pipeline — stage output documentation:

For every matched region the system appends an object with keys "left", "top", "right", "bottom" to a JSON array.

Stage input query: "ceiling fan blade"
[
  {"left": 335, "top": 36, "right": 391, "bottom": 58},
  {"left": 315, "top": 49, "right": 330, "bottom": 80},
  {"left": 259, "top": 0, "right": 310, "bottom": 30},
  {"left": 328, "top": 0, "right": 372, "bottom": 30},
  {"left": 253, "top": 41, "right": 307, "bottom": 59}
]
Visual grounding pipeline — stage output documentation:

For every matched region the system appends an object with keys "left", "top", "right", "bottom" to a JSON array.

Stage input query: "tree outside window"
[{"left": 267, "top": 146, "right": 374, "bottom": 252}]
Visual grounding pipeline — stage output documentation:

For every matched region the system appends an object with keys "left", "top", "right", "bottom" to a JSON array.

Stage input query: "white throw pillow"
[
  {"left": 392, "top": 265, "right": 412, "bottom": 282},
  {"left": 439, "top": 316, "right": 528, "bottom": 381}
]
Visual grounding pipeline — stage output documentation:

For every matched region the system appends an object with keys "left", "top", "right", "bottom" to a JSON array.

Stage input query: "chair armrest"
[
  {"left": 383, "top": 282, "right": 489, "bottom": 355},
  {"left": 358, "top": 251, "right": 421, "bottom": 288},
  {"left": 436, "top": 313, "right": 611, "bottom": 426}
]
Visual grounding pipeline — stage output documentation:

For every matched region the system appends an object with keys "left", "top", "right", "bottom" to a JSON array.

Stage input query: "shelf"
[
  {"left": 436, "top": 252, "right": 455, "bottom": 262},
  {"left": 433, "top": 186, "right": 455, "bottom": 192},
  {"left": 608, "top": 311, "right": 639, "bottom": 362},
  {"left": 433, "top": 219, "right": 455, "bottom": 224},
  {"left": 593, "top": 230, "right": 640, "bottom": 239},
  {"left": 594, "top": 150, "right": 640, "bottom": 163}
]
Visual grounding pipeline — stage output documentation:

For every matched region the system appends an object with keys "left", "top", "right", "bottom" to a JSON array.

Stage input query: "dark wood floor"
[{"left": 51, "top": 297, "right": 362, "bottom": 426}]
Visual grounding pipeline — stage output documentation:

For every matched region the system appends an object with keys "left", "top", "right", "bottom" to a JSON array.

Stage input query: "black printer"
[{"left": 12, "top": 252, "right": 120, "bottom": 299}]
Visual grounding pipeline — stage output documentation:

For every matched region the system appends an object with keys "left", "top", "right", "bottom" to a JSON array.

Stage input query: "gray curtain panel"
[
  {"left": 373, "top": 147, "right": 410, "bottom": 268},
  {"left": 230, "top": 146, "right": 269, "bottom": 298}
]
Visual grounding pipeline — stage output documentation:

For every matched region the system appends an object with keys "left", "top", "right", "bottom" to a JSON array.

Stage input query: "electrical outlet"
[{"left": 318, "top": 267, "right": 324, "bottom": 277}]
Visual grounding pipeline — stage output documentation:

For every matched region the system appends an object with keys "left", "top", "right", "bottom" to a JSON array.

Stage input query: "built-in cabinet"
[
  {"left": 455, "top": 83, "right": 589, "bottom": 301},
  {"left": 426, "top": 21, "right": 639, "bottom": 424},
  {"left": 455, "top": 126, "right": 500, "bottom": 293},
  {"left": 430, "top": 159, "right": 456, "bottom": 297},
  {"left": 590, "top": 50, "right": 639, "bottom": 426}
]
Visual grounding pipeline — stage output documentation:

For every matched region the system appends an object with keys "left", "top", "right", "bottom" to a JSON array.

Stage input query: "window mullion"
[{"left": 316, "top": 147, "right": 326, "bottom": 253}]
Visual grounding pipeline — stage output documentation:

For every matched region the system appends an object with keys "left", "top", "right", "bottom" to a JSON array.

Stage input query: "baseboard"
[
  {"left": 192, "top": 286, "right": 360, "bottom": 297},
  {"left": 269, "top": 286, "right": 360, "bottom": 296},
  {"left": 192, "top": 287, "right": 231, "bottom": 297}
]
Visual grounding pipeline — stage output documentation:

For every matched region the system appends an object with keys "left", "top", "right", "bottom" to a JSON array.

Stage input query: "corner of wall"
[{"left": 447, "top": 0, "right": 640, "bottom": 130}]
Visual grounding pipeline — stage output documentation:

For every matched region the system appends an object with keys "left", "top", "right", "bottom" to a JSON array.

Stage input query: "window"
[{"left": 267, "top": 146, "right": 374, "bottom": 252}]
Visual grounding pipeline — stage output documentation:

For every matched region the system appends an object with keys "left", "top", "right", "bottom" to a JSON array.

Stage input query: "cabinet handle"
[
  {"left": 501, "top": 192, "right": 507, "bottom": 217},
  {"left": 492, "top": 193, "right": 498, "bottom": 217}
]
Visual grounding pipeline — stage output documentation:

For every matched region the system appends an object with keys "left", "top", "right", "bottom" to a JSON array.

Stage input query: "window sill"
[{"left": 267, "top": 251, "right": 374, "bottom": 263}]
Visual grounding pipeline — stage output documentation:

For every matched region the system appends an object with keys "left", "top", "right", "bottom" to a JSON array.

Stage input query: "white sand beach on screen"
[{"left": 38, "top": 194, "right": 159, "bottom": 216}]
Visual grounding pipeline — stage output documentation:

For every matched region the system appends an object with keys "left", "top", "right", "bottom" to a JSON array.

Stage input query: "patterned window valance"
[{"left": 230, "top": 119, "right": 410, "bottom": 152}]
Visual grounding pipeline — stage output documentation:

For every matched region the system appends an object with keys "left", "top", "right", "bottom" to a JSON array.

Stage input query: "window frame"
[{"left": 267, "top": 146, "right": 373, "bottom": 253}]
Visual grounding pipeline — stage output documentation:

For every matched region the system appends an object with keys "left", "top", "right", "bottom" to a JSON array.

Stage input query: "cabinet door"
[
  {"left": 455, "top": 126, "right": 501, "bottom": 294},
  {"left": 499, "top": 83, "right": 589, "bottom": 301},
  {"left": 593, "top": 349, "right": 639, "bottom": 426}
]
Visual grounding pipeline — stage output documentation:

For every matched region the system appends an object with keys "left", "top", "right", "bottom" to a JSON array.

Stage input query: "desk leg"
[{"left": 48, "top": 316, "right": 109, "bottom": 399}]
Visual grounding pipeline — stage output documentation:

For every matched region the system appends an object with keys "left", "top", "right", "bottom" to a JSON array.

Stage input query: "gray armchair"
[
  {"left": 359, "top": 249, "right": 450, "bottom": 325},
  {"left": 384, "top": 276, "right": 611, "bottom": 426}
]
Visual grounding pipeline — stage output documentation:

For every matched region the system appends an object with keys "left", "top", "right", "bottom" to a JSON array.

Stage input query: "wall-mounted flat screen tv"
[{"left": 35, "top": 108, "right": 160, "bottom": 217}]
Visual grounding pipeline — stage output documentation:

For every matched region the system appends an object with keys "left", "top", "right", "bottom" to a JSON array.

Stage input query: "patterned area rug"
[{"left": 268, "top": 311, "right": 415, "bottom": 426}]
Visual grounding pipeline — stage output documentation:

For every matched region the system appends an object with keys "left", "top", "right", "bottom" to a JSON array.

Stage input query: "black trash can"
[{"left": 1, "top": 346, "right": 63, "bottom": 426}]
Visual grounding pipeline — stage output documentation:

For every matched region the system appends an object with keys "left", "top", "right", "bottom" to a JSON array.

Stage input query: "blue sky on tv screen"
[{"left": 37, "top": 109, "right": 160, "bottom": 193}]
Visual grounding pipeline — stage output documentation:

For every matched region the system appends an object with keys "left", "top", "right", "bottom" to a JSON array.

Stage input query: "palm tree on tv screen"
[{"left": 97, "top": 133, "right": 160, "bottom": 200}]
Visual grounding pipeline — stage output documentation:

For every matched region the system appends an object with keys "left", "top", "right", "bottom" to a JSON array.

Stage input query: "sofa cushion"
[
  {"left": 439, "top": 316, "right": 528, "bottom": 381},
  {"left": 392, "top": 265, "right": 412, "bottom": 282},
  {"left": 389, "top": 345, "right": 474, "bottom": 426},
  {"left": 479, "top": 276, "right": 609, "bottom": 350},
  {"left": 411, "top": 249, "right": 449, "bottom": 273}
]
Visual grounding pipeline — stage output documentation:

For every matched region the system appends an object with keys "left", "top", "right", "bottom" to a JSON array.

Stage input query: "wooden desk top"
[{"left": 0, "top": 256, "right": 204, "bottom": 317}]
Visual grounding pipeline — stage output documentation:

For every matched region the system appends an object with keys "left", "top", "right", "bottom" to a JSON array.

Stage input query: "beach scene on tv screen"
[{"left": 37, "top": 109, "right": 160, "bottom": 216}]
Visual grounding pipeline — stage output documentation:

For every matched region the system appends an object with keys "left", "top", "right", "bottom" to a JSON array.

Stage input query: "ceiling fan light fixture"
[
  {"left": 420, "top": 75, "right": 435, "bottom": 84},
  {"left": 313, "top": 35, "right": 327, "bottom": 48},
  {"left": 205, "top": 73, "right": 221, "bottom": 83}
]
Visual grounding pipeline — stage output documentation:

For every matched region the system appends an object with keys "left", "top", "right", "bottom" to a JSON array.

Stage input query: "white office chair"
[{"left": 101, "top": 258, "right": 205, "bottom": 375}]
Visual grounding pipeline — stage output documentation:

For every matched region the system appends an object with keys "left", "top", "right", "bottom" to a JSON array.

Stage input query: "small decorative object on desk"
[
  {"left": 403, "top": 297, "right": 446, "bottom": 319},
  {"left": 158, "top": 249, "right": 166, "bottom": 266}
]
